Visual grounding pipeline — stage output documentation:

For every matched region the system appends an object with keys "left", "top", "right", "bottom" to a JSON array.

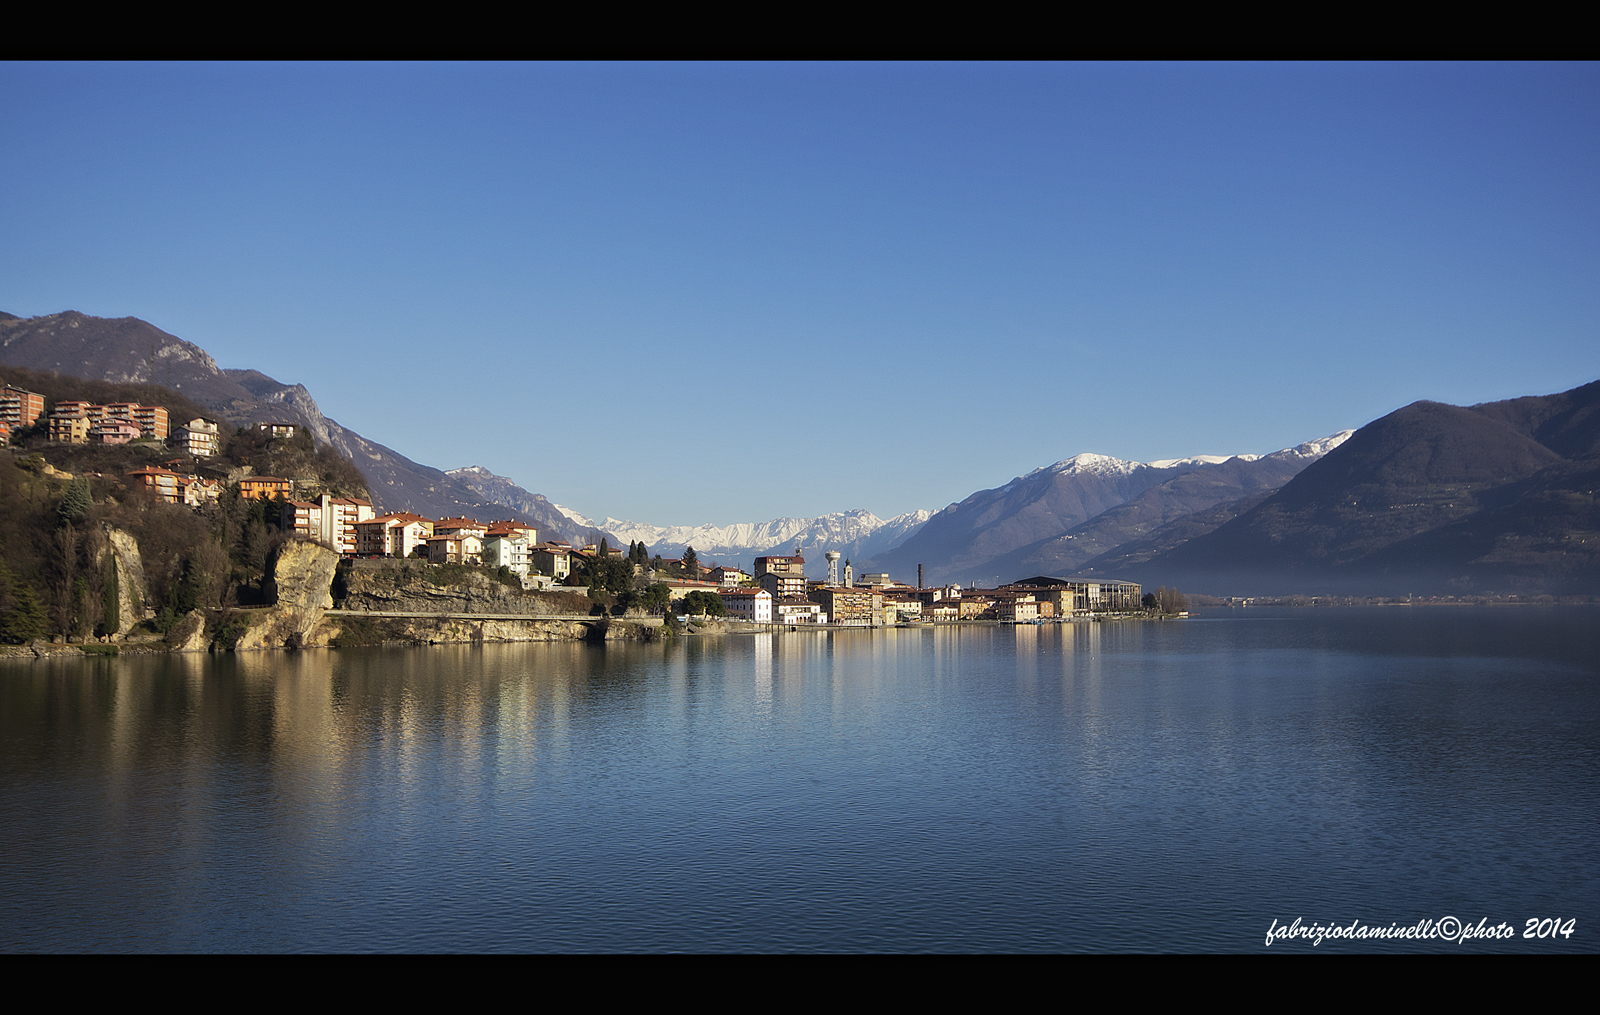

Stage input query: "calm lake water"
[{"left": 3, "top": 608, "right": 1597, "bottom": 952}]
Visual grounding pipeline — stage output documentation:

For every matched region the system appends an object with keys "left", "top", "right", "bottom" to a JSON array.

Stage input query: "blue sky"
[{"left": 3, "top": 62, "right": 1597, "bottom": 524}]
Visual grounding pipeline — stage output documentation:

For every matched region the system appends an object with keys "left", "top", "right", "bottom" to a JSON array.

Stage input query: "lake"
[{"left": 3, "top": 608, "right": 1596, "bottom": 952}]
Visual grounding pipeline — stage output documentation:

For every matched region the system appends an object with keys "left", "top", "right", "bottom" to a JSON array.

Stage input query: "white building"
[
  {"left": 180, "top": 417, "right": 221, "bottom": 458},
  {"left": 482, "top": 533, "right": 532, "bottom": 574},
  {"left": 774, "top": 597, "right": 825, "bottom": 625},
  {"left": 717, "top": 587, "right": 773, "bottom": 623}
]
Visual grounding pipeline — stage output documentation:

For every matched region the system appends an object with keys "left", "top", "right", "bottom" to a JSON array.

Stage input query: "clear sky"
[{"left": 3, "top": 62, "right": 1598, "bottom": 524}]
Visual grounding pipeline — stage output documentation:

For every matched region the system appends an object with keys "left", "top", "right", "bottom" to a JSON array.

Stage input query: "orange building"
[
  {"left": 126, "top": 467, "right": 188, "bottom": 504},
  {"left": 238, "top": 476, "right": 293, "bottom": 500},
  {"left": 0, "top": 385, "right": 45, "bottom": 429}
]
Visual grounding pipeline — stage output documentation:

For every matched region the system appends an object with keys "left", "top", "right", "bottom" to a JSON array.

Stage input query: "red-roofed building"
[
  {"left": 355, "top": 513, "right": 434, "bottom": 557},
  {"left": 717, "top": 587, "right": 772, "bottom": 623},
  {"left": 126, "top": 467, "right": 188, "bottom": 504},
  {"left": 433, "top": 517, "right": 487, "bottom": 538}
]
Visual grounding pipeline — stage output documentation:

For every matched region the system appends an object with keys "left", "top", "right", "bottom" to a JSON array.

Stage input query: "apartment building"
[
  {"left": 485, "top": 520, "right": 538, "bottom": 544},
  {"left": 238, "top": 476, "right": 293, "bottom": 501},
  {"left": 427, "top": 532, "right": 484, "bottom": 564},
  {"left": 92, "top": 420, "right": 143, "bottom": 445},
  {"left": 0, "top": 385, "right": 44, "bottom": 429},
  {"left": 131, "top": 404, "right": 169, "bottom": 439},
  {"left": 774, "top": 597, "right": 826, "bottom": 624},
  {"left": 49, "top": 415, "right": 91, "bottom": 444},
  {"left": 995, "top": 595, "right": 1039, "bottom": 622},
  {"left": 758, "top": 569, "right": 807, "bottom": 598},
  {"left": 531, "top": 543, "right": 572, "bottom": 580},
  {"left": 126, "top": 467, "right": 187, "bottom": 504},
  {"left": 754, "top": 554, "right": 805, "bottom": 578},
  {"left": 717, "top": 587, "right": 773, "bottom": 623},
  {"left": 179, "top": 418, "right": 221, "bottom": 458},
  {"left": 48, "top": 401, "right": 168, "bottom": 441},
  {"left": 281, "top": 494, "right": 376, "bottom": 554},
  {"left": 482, "top": 533, "right": 532, "bottom": 574},
  {"left": 712, "top": 566, "right": 752, "bottom": 586},
  {"left": 433, "top": 517, "right": 488, "bottom": 538},
  {"left": 808, "top": 585, "right": 879, "bottom": 626},
  {"left": 882, "top": 596, "right": 923, "bottom": 623},
  {"left": 355, "top": 513, "right": 434, "bottom": 558}
]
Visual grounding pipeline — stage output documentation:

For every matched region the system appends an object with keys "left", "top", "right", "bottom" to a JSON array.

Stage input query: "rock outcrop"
[
  {"left": 165, "top": 610, "right": 210, "bottom": 652},
  {"left": 337, "top": 564, "right": 592, "bottom": 616},
  {"left": 231, "top": 541, "right": 343, "bottom": 650},
  {"left": 101, "top": 526, "right": 153, "bottom": 635}
]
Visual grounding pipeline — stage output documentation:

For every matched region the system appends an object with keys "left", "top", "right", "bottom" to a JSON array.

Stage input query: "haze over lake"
[{"left": 4, "top": 608, "right": 1595, "bottom": 952}]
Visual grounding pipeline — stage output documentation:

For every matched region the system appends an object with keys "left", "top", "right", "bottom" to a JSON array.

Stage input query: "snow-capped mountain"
[
  {"left": 569, "top": 508, "right": 933, "bottom": 576},
  {"left": 1022, "top": 432, "right": 1353, "bottom": 480},
  {"left": 864, "top": 432, "right": 1356, "bottom": 586},
  {"left": 447, "top": 468, "right": 931, "bottom": 573}
]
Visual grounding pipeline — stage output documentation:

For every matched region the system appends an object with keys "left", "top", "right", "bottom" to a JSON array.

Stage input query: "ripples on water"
[{"left": 2, "top": 608, "right": 1596, "bottom": 952}]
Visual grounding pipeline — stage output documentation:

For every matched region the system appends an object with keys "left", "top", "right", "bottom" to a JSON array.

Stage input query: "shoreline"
[
  {"left": 0, "top": 610, "right": 1183, "bottom": 659},
  {"left": 11, "top": 601, "right": 1595, "bottom": 661}
]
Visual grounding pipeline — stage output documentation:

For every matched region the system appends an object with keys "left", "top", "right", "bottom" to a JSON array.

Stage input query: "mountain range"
[
  {"left": 1127, "top": 383, "right": 1600, "bottom": 595},
  {"left": 5, "top": 309, "right": 1596, "bottom": 596},
  {"left": 861, "top": 435, "right": 1352, "bottom": 587}
]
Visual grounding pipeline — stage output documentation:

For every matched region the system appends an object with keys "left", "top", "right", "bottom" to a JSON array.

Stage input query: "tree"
[
  {"left": 599, "top": 537, "right": 610, "bottom": 558},
  {"left": 643, "top": 583, "right": 672, "bottom": 614},
  {"left": 58, "top": 476, "right": 92, "bottom": 526},
  {"left": 681, "top": 546, "right": 699, "bottom": 578},
  {"left": 0, "top": 561, "right": 49, "bottom": 644},
  {"left": 101, "top": 553, "right": 120, "bottom": 637},
  {"left": 581, "top": 553, "right": 636, "bottom": 596},
  {"left": 681, "top": 590, "right": 725, "bottom": 617}
]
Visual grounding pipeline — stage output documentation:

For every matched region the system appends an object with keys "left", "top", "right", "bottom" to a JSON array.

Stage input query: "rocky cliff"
[
  {"left": 100, "top": 526, "right": 153, "bottom": 637},
  {"left": 335, "top": 563, "right": 593, "bottom": 616}
]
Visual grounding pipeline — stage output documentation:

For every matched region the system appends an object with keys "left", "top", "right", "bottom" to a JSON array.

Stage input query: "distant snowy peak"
[
  {"left": 1144, "top": 454, "right": 1252, "bottom": 469},
  {"left": 1271, "top": 429, "right": 1356, "bottom": 460},
  {"left": 1024, "top": 453, "right": 1143, "bottom": 481},
  {"left": 1018, "top": 430, "right": 1354, "bottom": 486},
  {"left": 551, "top": 502, "right": 599, "bottom": 530}
]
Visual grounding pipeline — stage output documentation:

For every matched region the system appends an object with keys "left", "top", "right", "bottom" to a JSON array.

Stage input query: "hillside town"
[{"left": 4, "top": 380, "right": 1146, "bottom": 629}]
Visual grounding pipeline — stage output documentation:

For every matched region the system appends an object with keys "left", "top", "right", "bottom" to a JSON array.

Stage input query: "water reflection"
[{"left": 2, "top": 609, "right": 1597, "bottom": 952}]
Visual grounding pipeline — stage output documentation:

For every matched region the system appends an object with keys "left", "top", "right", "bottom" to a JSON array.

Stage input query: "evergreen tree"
[
  {"left": 681, "top": 546, "right": 698, "bottom": 578},
  {"left": 599, "top": 537, "right": 610, "bottom": 558},
  {"left": 0, "top": 561, "right": 49, "bottom": 644},
  {"left": 101, "top": 554, "right": 120, "bottom": 636},
  {"left": 58, "top": 476, "right": 92, "bottom": 526}
]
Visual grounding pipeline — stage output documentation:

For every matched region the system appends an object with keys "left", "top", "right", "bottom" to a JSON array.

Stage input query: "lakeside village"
[{"left": 2, "top": 383, "right": 1155, "bottom": 631}]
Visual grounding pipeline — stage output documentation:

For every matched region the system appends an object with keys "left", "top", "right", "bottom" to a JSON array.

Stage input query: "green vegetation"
[
  {"left": 211, "top": 612, "right": 253, "bottom": 651},
  {"left": 101, "top": 554, "right": 120, "bottom": 636},
  {"left": 219, "top": 425, "right": 368, "bottom": 501},
  {"left": 1, "top": 448, "right": 290, "bottom": 642},
  {"left": 680, "top": 590, "right": 725, "bottom": 617},
  {"left": 577, "top": 552, "right": 637, "bottom": 597}
]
